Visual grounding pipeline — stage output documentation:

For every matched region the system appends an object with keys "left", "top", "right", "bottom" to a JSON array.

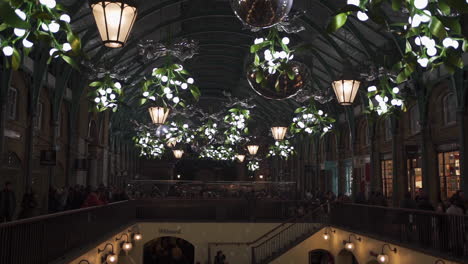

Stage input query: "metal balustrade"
[
  {"left": 330, "top": 203, "right": 468, "bottom": 262},
  {"left": 251, "top": 207, "right": 327, "bottom": 264},
  {"left": 1, "top": 200, "right": 466, "bottom": 264},
  {"left": 0, "top": 201, "right": 135, "bottom": 264}
]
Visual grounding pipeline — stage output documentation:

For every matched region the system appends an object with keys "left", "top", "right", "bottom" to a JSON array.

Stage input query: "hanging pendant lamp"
[{"left": 89, "top": 0, "right": 138, "bottom": 48}]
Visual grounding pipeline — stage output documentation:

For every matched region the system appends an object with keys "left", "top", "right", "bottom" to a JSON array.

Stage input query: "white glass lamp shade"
[
  {"left": 173, "top": 149, "right": 184, "bottom": 159},
  {"left": 247, "top": 145, "right": 259, "bottom": 155},
  {"left": 377, "top": 254, "right": 389, "bottom": 264},
  {"left": 134, "top": 233, "right": 142, "bottom": 241},
  {"left": 235, "top": 154, "right": 246, "bottom": 163},
  {"left": 345, "top": 242, "right": 355, "bottom": 252},
  {"left": 323, "top": 233, "right": 330, "bottom": 240},
  {"left": 122, "top": 242, "right": 133, "bottom": 252},
  {"left": 148, "top": 107, "right": 170, "bottom": 125},
  {"left": 271, "top": 126, "right": 288, "bottom": 141},
  {"left": 332, "top": 79, "right": 360, "bottom": 106},
  {"left": 106, "top": 253, "right": 118, "bottom": 263},
  {"left": 90, "top": 0, "right": 138, "bottom": 48}
]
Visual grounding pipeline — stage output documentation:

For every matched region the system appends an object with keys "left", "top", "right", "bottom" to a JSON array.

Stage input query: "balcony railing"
[
  {"left": 330, "top": 203, "right": 468, "bottom": 261},
  {"left": 1, "top": 200, "right": 467, "bottom": 264},
  {"left": 0, "top": 201, "right": 135, "bottom": 264}
]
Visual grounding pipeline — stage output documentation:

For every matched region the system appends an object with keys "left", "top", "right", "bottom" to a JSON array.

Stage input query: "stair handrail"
[
  {"left": 251, "top": 206, "right": 326, "bottom": 264},
  {"left": 207, "top": 203, "right": 322, "bottom": 263}
]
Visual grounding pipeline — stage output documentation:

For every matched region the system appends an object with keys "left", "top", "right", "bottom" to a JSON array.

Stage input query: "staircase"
[{"left": 251, "top": 207, "right": 327, "bottom": 264}]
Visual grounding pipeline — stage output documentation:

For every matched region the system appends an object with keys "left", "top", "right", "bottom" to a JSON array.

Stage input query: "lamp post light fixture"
[
  {"left": 370, "top": 244, "right": 397, "bottom": 264},
  {"left": 322, "top": 227, "right": 336, "bottom": 241},
  {"left": 116, "top": 233, "right": 133, "bottom": 253},
  {"left": 247, "top": 145, "right": 259, "bottom": 156},
  {"left": 235, "top": 154, "right": 246, "bottom": 163},
  {"left": 148, "top": 107, "right": 170, "bottom": 125},
  {"left": 97, "top": 243, "right": 118, "bottom": 264},
  {"left": 271, "top": 126, "right": 288, "bottom": 141},
  {"left": 89, "top": 0, "right": 138, "bottom": 48},
  {"left": 343, "top": 234, "right": 361, "bottom": 252},
  {"left": 173, "top": 149, "right": 184, "bottom": 159},
  {"left": 134, "top": 232, "right": 143, "bottom": 241},
  {"left": 332, "top": 69, "right": 360, "bottom": 106}
]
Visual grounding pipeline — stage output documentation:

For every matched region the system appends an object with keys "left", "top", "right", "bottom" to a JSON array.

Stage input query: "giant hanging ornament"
[
  {"left": 230, "top": 0, "right": 293, "bottom": 29},
  {"left": 247, "top": 30, "right": 309, "bottom": 100}
]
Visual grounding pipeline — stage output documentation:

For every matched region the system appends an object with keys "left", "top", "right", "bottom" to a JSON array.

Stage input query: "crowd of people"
[
  {"left": 129, "top": 183, "right": 297, "bottom": 201},
  {"left": 0, "top": 181, "right": 129, "bottom": 222},
  {"left": 304, "top": 188, "right": 468, "bottom": 215}
]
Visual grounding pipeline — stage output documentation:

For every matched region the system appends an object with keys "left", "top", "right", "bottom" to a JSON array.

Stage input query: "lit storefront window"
[
  {"left": 407, "top": 157, "right": 422, "bottom": 197},
  {"left": 381, "top": 160, "right": 393, "bottom": 198},
  {"left": 438, "top": 151, "right": 460, "bottom": 200}
]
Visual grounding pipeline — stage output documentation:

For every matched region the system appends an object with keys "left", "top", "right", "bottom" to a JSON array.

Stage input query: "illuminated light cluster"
[
  {"left": 253, "top": 37, "right": 294, "bottom": 75},
  {"left": 367, "top": 85, "right": 404, "bottom": 116},
  {"left": 291, "top": 105, "right": 335, "bottom": 135},
  {"left": 268, "top": 140, "right": 295, "bottom": 159},
  {"left": 200, "top": 145, "right": 236, "bottom": 161},
  {"left": 247, "top": 160, "right": 260, "bottom": 172},
  {"left": 141, "top": 64, "right": 198, "bottom": 108}
]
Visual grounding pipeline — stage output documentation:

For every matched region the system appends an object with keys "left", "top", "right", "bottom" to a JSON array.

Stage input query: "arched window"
[
  {"left": 443, "top": 93, "right": 457, "bottom": 125},
  {"left": 7, "top": 87, "right": 18, "bottom": 120}
]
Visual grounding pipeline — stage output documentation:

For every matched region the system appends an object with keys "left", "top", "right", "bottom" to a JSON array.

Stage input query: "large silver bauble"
[
  {"left": 230, "top": 0, "right": 293, "bottom": 29},
  {"left": 247, "top": 61, "right": 309, "bottom": 100}
]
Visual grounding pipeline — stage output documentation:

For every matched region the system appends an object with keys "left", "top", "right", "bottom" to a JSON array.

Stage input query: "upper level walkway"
[{"left": 0, "top": 199, "right": 467, "bottom": 264}]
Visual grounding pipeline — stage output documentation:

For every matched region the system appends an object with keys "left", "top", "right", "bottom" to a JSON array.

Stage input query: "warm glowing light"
[
  {"left": 323, "top": 233, "right": 330, "bottom": 240},
  {"left": 148, "top": 107, "right": 170, "bottom": 125},
  {"left": 259, "top": 175, "right": 264, "bottom": 179},
  {"left": 173, "top": 149, "right": 184, "bottom": 159},
  {"left": 235, "top": 154, "right": 246, "bottom": 163},
  {"left": 247, "top": 145, "right": 259, "bottom": 156},
  {"left": 332, "top": 79, "right": 360, "bottom": 106},
  {"left": 89, "top": 0, "right": 138, "bottom": 48},
  {"left": 122, "top": 242, "right": 133, "bottom": 252},
  {"left": 106, "top": 254, "right": 118, "bottom": 263},
  {"left": 345, "top": 242, "right": 355, "bottom": 251},
  {"left": 377, "top": 254, "right": 389, "bottom": 263},
  {"left": 271, "top": 126, "right": 288, "bottom": 141},
  {"left": 134, "top": 233, "right": 142, "bottom": 241},
  {"left": 167, "top": 138, "right": 177, "bottom": 148}
]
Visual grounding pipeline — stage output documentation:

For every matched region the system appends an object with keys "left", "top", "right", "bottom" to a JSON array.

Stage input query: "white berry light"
[
  {"left": 282, "top": 37, "right": 290, "bottom": 45},
  {"left": 60, "top": 14, "right": 71, "bottom": 23},
  {"left": 2, "top": 46, "right": 14, "bottom": 56},
  {"left": 14, "top": 28, "right": 26, "bottom": 37},
  {"left": 48, "top": 21, "right": 60, "bottom": 33},
  {"left": 357, "top": 11, "right": 368, "bottom": 21},
  {"left": 62, "top": 43, "right": 72, "bottom": 52},
  {"left": 413, "top": 0, "right": 428, "bottom": 9},
  {"left": 15, "top": 9, "right": 27, "bottom": 21},
  {"left": 22, "top": 39, "right": 34, "bottom": 48}
]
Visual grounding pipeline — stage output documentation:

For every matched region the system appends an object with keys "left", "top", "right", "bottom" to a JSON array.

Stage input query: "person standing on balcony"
[{"left": 0, "top": 181, "right": 16, "bottom": 222}]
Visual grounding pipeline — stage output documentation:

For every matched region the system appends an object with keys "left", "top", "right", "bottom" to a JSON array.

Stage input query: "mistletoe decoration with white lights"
[
  {"left": 197, "top": 119, "right": 219, "bottom": 143},
  {"left": 290, "top": 103, "right": 336, "bottom": 136},
  {"left": 223, "top": 108, "right": 251, "bottom": 145},
  {"left": 248, "top": 29, "right": 297, "bottom": 90},
  {"left": 164, "top": 121, "right": 196, "bottom": 147},
  {"left": 268, "top": 140, "right": 295, "bottom": 160},
  {"left": 327, "top": 0, "right": 467, "bottom": 82},
  {"left": 133, "top": 130, "right": 165, "bottom": 159},
  {"left": 200, "top": 145, "right": 236, "bottom": 161},
  {"left": 0, "top": 0, "right": 81, "bottom": 69},
  {"left": 141, "top": 63, "right": 201, "bottom": 108},
  {"left": 88, "top": 75, "right": 123, "bottom": 112},
  {"left": 366, "top": 77, "right": 406, "bottom": 116},
  {"left": 247, "top": 160, "right": 260, "bottom": 172}
]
